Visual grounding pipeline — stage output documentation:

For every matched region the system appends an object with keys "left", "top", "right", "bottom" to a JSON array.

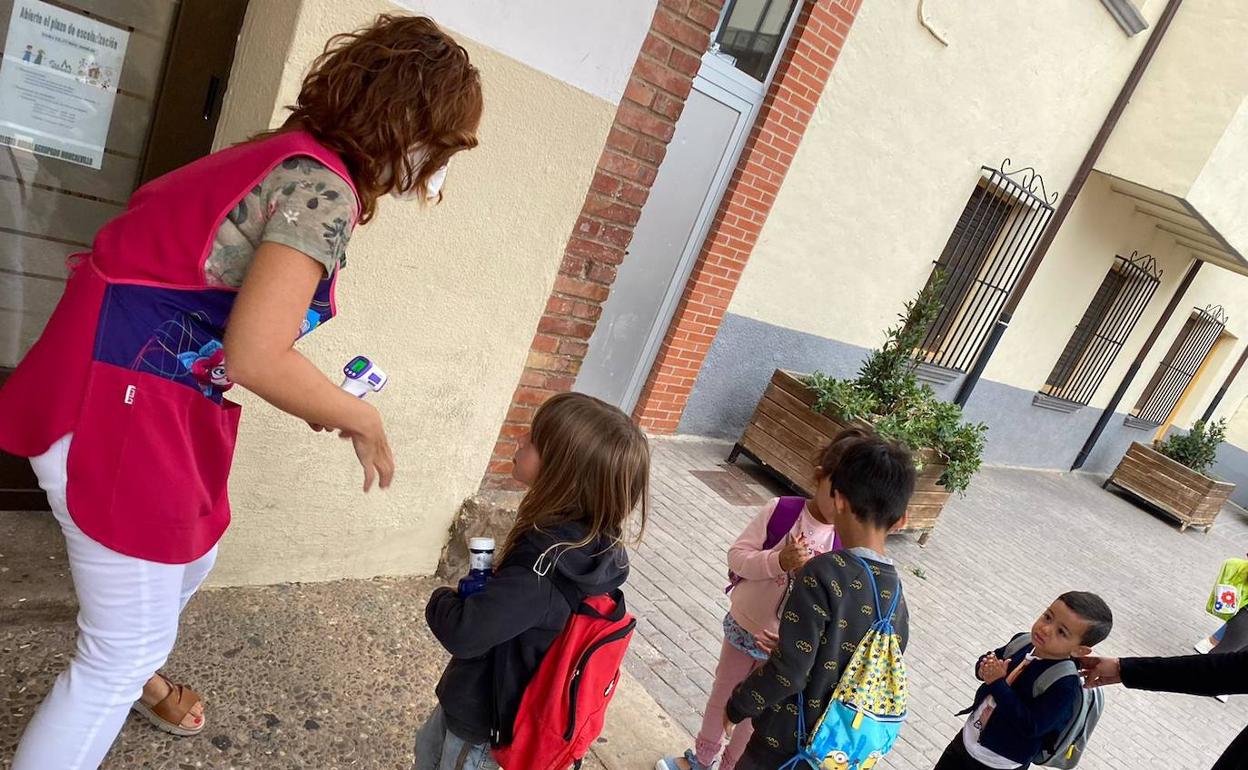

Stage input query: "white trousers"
[{"left": 12, "top": 435, "right": 217, "bottom": 770}]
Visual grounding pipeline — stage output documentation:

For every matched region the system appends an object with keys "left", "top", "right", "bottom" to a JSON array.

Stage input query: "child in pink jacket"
[{"left": 657, "top": 428, "right": 867, "bottom": 770}]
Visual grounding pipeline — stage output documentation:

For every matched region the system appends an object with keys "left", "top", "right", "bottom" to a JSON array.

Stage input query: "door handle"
[{"left": 202, "top": 75, "right": 221, "bottom": 121}]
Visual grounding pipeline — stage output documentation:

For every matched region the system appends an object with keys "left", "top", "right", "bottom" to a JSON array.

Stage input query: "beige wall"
[
  {"left": 1189, "top": 96, "right": 1248, "bottom": 260},
  {"left": 721, "top": 0, "right": 1248, "bottom": 429},
  {"left": 209, "top": 0, "right": 618, "bottom": 584},
  {"left": 728, "top": 0, "right": 1162, "bottom": 349},
  {"left": 393, "top": 0, "right": 658, "bottom": 103},
  {"left": 1098, "top": 0, "right": 1248, "bottom": 200},
  {"left": 1225, "top": 392, "right": 1248, "bottom": 448}
]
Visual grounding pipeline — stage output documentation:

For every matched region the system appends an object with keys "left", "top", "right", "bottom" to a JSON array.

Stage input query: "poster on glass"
[{"left": 0, "top": 0, "right": 130, "bottom": 169}]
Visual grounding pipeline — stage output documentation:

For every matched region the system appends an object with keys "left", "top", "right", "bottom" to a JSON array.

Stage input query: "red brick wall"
[
  {"left": 481, "top": 0, "right": 726, "bottom": 491},
  {"left": 634, "top": 0, "right": 862, "bottom": 433}
]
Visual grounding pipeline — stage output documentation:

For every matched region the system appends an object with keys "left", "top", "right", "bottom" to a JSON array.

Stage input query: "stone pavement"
[
  {"left": 625, "top": 436, "right": 1248, "bottom": 769},
  {"left": 4, "top": 436, "right": 1247, "bottom": 770}
]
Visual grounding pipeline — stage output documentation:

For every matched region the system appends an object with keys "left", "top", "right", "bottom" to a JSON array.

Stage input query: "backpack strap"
[
  {"left": 1001, "top": 632, "right": 1032, "bottom": 660},
  {"left": 846, "top": 553, "right": 903, "bottom": 625},
  {"left": 545, "top": 567, "right": 629, "bottom": 623},
  {"left": 763, "top": 497, "right": 807, "bottom": 551},
  {"left": 725, "top": 497, "right": 807, "bottom": 595},
  {"left": 1032, "top": 659, "right": 1080, "bottom": 698},
  {"left": 548, "top": 571, "right": 583, "bottom": 611}
]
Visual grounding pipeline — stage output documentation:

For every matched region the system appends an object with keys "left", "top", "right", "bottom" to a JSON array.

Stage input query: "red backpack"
[{"left": 492, "top": 585, "right": 635, "bottom": 770}]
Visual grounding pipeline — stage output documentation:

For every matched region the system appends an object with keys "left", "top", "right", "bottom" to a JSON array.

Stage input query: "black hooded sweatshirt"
[{"left": 425, "top": 522, "right": 629, "bottom": 745}]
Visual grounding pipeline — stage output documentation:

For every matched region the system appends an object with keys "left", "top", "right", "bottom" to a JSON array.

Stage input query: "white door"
[{"left": 577, "top": 0, "right": 802, "bottom": 411}]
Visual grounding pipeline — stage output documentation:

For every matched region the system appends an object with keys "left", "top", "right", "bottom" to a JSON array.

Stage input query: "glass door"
[
  {"left": 0, "top": 0, "right": 247, "bottom": 508},
  {"left": 577, "top": 0, "right": 802, "bottom": 411}
]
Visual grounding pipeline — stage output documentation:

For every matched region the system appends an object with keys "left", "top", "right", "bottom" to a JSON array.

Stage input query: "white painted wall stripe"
[{"left": 393, "top": 0, "right": 660, "bottom": 104}]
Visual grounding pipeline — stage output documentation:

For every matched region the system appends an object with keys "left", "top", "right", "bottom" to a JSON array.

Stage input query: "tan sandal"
[{"left": 131, "top": 673, "right": 205, "bottom": 737}]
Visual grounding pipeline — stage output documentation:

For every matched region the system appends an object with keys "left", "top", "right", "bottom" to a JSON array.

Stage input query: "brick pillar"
[
  {"left": 634, "top": 0, "right": 863, "bottom": 434},
  {"left": 481, "top": 0, "right": 725, "bottom": 491}
]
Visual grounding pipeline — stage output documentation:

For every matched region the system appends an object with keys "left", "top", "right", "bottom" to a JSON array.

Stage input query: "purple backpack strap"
[
  {"left": 762, "top": 496, "right": 807, "bottom": 551},
  {"left": 726, "top": 496, "right": 811, "bottom": 594}
]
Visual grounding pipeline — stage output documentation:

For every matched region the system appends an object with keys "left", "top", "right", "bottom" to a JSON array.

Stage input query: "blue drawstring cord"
[{"left": 780, "top": 554, "right": 904, "bottom": 769}]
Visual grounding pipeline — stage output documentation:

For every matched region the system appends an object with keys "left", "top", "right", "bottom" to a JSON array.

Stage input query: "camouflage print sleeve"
[{"left": 257, "top": 156, "right": 357, "bottom": 277}]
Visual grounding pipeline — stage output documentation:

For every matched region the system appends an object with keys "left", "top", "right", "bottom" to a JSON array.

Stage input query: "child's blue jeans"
[{"left": 413, "top": 707, "right": 498, "bottom": 770}]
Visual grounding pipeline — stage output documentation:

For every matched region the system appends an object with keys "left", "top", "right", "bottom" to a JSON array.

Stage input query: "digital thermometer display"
[{"left": 341, "top": 356, "right": 388, "bottom": 398}]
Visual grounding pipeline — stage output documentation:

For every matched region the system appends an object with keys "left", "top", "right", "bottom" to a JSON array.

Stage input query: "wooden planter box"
[
  {"left": 1106, "top": 442, "right": 1235, "bottom": 533},
  {"left": 728, "top": 369, "right": 951, "bottom": 545}
]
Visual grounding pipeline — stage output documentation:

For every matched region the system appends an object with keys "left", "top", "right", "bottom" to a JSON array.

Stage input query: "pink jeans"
[{"left": 696, "top": 639, "right": 766, "bottom": 770}]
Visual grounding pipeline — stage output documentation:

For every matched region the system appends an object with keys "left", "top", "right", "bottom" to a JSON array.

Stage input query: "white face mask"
[
  {"left": 390, "top": 149, "right": 448, "bottom": 201},
  {"left": 425, "top": 163, "right": 449, "bottom": 199}
]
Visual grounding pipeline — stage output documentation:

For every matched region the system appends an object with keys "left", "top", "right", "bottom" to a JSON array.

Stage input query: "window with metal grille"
[
  {"left": 1041, "top": 253, "right": 1162, "bottom": 406},
  {"left": 1130, "top": 305, "right": 1229, "bottom": 425},
  {"left": 916, "top": 160, "right": 1058, "bottom": 373}
]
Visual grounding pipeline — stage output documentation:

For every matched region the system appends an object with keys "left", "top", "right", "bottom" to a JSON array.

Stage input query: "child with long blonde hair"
[{"left": 418, "top": 392, "right": 650, "bottom": 769}]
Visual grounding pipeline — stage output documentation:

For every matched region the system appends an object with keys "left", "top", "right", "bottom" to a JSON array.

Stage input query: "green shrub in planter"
[
  {"left": 803, "top": 275, "right": 987, "bottom": 495},
  {"left": 1158, "top": 418, "right": 1228, "bottom": 476}
]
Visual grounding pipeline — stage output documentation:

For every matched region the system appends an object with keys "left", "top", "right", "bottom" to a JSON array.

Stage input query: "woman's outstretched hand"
[
  {"left": 1077, "top": 656, "right": 1122, "bottom": 688},
  {"left": 343, "top": 406, "right": 394, "bottom": 492},
  {"left": 226, "top": 243, "right": 397, "bottom": 492}
]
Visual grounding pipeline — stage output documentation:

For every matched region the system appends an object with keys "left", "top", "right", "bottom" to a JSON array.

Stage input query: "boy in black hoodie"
[
  {"left": 934, "top": 592, "right": 1113, "bottom": 769},
  {"left": 416, "top": 392, "right": 648, "bottom": 770}
]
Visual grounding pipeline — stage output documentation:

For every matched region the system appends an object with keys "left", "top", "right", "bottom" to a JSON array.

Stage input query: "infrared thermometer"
[{"left": 340, "top": 355, "right": 388, "bottom": 398}]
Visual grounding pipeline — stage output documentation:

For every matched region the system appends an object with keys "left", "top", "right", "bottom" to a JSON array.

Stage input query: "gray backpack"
[{"left": 1000, "top": 634, "right": 1104, "bottom": 768}]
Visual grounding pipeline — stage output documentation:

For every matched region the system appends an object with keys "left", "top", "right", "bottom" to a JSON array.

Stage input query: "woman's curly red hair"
[{"left": 277, "top": 14, "right": 483, "bottom": 223}]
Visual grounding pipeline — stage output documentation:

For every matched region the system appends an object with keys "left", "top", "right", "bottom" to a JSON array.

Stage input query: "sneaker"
[
  {"left": 1195, "top": 637, "right": 1216, "bottom": 654},
  {"left": 656, "top": 749, "right": 713, "bottom": 770}
]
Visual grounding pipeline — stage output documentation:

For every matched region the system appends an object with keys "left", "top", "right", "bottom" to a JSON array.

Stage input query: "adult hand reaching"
[
  {"left": 226, "top": 243, "right": 397, "bottom": 493},
  {"left": 310, "top": 415, "right": 394, "bottom": 491},
  {"left": 343, "top": 407, "right": 395, "bottom": 492},
  {"left": 1077, "top": 656, "right": 1122, "bottom": 688}
]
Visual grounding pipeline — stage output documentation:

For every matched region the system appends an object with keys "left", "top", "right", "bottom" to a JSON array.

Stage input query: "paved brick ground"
[
  {"left": 0, "top": 523, "right": 614, "bottom": 770},
  {"left": 625, "top": 436, "right": 1248, "bottom": 769}
]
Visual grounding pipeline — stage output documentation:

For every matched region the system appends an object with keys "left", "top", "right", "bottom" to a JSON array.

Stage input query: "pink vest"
[{"left": 0, "top": 131, "right": 357, "bottom": 564}]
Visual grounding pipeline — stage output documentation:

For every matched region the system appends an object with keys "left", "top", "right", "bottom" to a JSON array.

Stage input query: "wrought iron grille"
[
  {"left": 1042, "top": 252, "right": 1162, "bottom": 406},
  {"left": 916, "top": 160, "right": 1058, "bottom": 373},
  {"left": 1132, "top": 305, "right": 1229, "bottom": 425}
]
